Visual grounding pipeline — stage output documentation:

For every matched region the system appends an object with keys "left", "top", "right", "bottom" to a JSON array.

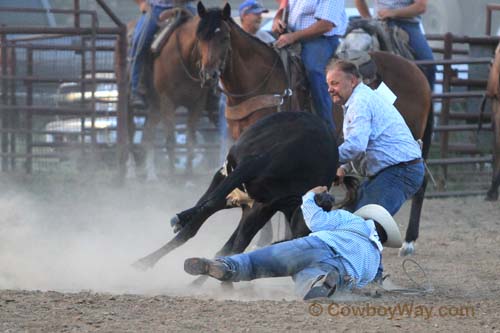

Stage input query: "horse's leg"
[
  {"left": 159, "top": 93, "right": 176, "bottom": 177},
  {"left": 143, "top": 97, "right": 161, "bottom": 182},
  {"left": 126, "top": 103, "right": 138, "bottom": 179},
  {"left": 400, "top": 176, "right": 428, "bottom": 256},
  {"left": 400, "top": 105, "right": 434, "bottom": 256},
  {"left": 185, "top": 106, "right": 199, "bottom": 177},
  {"left": 486, "top": 99, "right": 500, "bottom": 201}
]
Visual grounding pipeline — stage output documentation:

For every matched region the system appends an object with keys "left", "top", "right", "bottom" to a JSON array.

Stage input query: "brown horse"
[
  {"left": 123, "top": 9, "right": 219, "bottom": 181},
  {"left": 195, "top": 2, "right": 309, "bottom": 140},
  {"left": 480, "top": 42, "right": 500, "bottom": 201},
  {"left": 195, "top": 3, "right": 432, "bottom": 256}
]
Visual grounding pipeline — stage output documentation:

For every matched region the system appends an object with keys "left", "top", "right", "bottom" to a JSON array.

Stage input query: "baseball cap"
[{"left": 239, "top": 0, "right": 269, "bottom": 17}]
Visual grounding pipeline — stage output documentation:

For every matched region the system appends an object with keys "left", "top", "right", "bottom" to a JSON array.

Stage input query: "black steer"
[{"left": 134, "top": 112, "right": 342, "bottom": 269}]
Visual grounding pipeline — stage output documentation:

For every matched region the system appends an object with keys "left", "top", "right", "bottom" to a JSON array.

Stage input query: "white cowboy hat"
[{"left": 354, "top": 204, "right": 403, "bottom": 248}]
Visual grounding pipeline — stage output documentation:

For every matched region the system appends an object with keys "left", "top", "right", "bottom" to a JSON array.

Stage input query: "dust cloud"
[{"left": 0, "top": 173, "right": 297, "bottom": 299}]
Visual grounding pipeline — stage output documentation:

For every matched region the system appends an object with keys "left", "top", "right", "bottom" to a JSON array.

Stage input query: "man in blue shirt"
[
  {"left": 327, "top": 59, "right": 424, "bottom": 215},
  {"left": 271, "top": 0, "right": 347, "bottom": 131},
  {"left": 184, "top": 186, "right": 402, "bottom": 300}
]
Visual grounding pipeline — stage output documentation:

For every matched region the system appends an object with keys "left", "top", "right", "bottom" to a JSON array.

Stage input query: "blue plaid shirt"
[
  {"left": 339, "top": 83, "right": 422, "bottom": 176},
  {"left": 288, "top": 0, "right": 347, "bottom": 37},
  {"left": 301, "top": 192, "right": 382, "bottom": 288}
]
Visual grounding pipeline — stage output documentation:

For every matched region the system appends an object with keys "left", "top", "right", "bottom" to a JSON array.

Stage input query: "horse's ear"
[
  {"left": 197, "top": 1, "right": 207, "bottom": 18},
  {"left": 222, "top": 2, "right": 231, "bottom": 20}
]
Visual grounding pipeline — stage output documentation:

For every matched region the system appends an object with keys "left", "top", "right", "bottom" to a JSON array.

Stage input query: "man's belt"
[
  {"left": 370, "top": 158, "right": 423, "bottom": 179},
  {"left": 395, "top": 158, "right": 423, "bottom": 167}
]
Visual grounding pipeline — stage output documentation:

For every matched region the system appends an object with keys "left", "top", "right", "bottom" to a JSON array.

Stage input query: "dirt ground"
[{"left": 1, "top": 174, "right": 499, "bottom": 332}]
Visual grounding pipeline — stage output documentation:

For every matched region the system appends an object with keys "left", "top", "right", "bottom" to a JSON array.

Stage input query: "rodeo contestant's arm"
[
  {"left": 354, "top": 0, "right": 372, "bottom": 18},
  {"left": 301, "top": 188, "right": 350, "bottom": 232},
  {"left": 377, "top": 0, "right": 427, "bottom": 20}
]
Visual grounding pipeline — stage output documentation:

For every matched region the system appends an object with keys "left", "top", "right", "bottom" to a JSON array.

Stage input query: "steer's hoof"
[
  {"left": 399, "top": 242, "right": 415, "bottom": 257},
  {"left": 170, "top": 215, "right": 180, "bottom": 227},
  {"left": 132, "top": 257, "right": 154, "bottom": 272}
]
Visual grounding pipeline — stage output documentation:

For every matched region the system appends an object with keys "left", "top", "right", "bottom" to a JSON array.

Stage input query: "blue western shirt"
[
  {"left": 339, "top": 82, "right": 422, "bottom": 177},
  {"left": 301, "top": 192, "right": 382, "bottom": 288}
]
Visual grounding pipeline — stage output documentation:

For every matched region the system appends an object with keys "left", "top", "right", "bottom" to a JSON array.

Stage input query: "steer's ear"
[
  {"left": 197, "top": 1, "right": 207, "bottom": 18},
  {"left": 222, "top": 2, "right": 231, "bottom": 20}
]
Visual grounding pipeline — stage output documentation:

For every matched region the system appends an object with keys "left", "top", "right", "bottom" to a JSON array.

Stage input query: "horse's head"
[{"left": 196, "top": 1, "right": 231, "bottom": 87}]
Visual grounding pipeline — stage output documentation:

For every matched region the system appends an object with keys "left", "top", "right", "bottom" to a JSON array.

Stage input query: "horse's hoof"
[
  {"left": 485, "top": 191, "right": 498, "bottom": 201},
  {"left": 173, "top": 224, "right": 182, "bottom": 234},
  {"left": 131, "top": 257, "right": 154, "bottom": 272},
  {"left": 170, "top": 215, "right": 180, "bottom": 227},
  {"left": 399, "top": 242, "right": 415, "bottom": 257}
]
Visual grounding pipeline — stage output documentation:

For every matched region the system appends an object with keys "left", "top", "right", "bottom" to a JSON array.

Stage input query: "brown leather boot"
[{"left": 184, "top": 258, "right": 234, "bottom": 281}]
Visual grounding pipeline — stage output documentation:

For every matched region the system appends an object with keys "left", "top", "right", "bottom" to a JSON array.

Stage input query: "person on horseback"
[
  {"left": 271, "top": 0, "right": 347, "bottom": 131},
  {"left": 239, "top": 0, "right": 275, "bottom": 44},
  {"left": 184, "top": 186, "right": 402, "bottom": 301},
  {"left": 328, "top": 59, "right": 424, "bottom": 216},
  {"left": 354, "top": 0, "right": 435, "bottom": 88},
  {"left": 129, "top": 0, "right": 195, "bottom": 109}
]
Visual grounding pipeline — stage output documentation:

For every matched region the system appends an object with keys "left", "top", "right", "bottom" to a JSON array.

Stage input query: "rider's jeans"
[
  {"left": 387, "top": 20, "right": 436, "bottom": 89},
  {"left": 218, "top": 235, "right": 349, "bottom": 298},
  {"left": 301, "top": 35, "right": 340, "bottom": 131},
  {"left": 129, "top": 5, "right": 167, "bottom": 95}
]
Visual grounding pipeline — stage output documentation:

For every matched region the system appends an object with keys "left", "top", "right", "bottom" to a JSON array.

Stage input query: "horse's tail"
[
  {"left": 336, "top": 175, "right": 360, "bottom": 212},
  {"left": 477, "top": 93, "right": 488, "bottom": 133}
]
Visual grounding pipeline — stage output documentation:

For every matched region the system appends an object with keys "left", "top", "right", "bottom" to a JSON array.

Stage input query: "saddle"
[
  {"left": 341, "top": 18, "right": 415, "bottom": 60},
  {"left": 151, "top": 7, "right": 193, "bottom": 56}
]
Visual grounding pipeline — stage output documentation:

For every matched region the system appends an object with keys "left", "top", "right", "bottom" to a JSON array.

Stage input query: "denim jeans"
[
  {"left": 129, "top": 5, "right": 167, "bottom": 95},
  {"left": 219, "top": 236, "right": 349, "bottom": 298},
  {"left": 301, "top": 36, "right": 340, "bottom": 131},
  {"left": 354, "top": 161, "right": 425, "bottom": 215},
  {"left": 388, "top": 20, "right": 436, "bottom": 89}
]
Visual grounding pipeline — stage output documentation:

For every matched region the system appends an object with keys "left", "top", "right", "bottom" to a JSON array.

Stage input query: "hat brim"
[
  {"left": 242, "top": 7, "right": 269, "bottom": 16},
  {"left": 354, "top": 204, "right": 403, "bottom": 248}
]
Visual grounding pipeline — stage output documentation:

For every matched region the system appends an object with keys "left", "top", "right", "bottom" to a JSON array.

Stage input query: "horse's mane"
[{"left": 196, "top": 8, "right": 225, "bottom": 40}]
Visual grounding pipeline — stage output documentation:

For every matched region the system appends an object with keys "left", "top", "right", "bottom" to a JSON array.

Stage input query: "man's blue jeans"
[
  {"left": 129, "top": 5, "right": 167, "bottom": 95},
  {"left": 388, "top": 20, "right": 436, "bottom": 89},
  {"left": 219, "top": 236, "right": 348, "bottom": 298},
  {"left": 301, "top": 36, "right": 340, "bottom": 131},
  {"left": 355, "top": 161, "right": 425, "bottom": 215}
]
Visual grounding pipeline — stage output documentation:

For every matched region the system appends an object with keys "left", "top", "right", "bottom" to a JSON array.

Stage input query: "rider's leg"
[{"left": 130, "top": 5, "right": 165, "bottom": 108}]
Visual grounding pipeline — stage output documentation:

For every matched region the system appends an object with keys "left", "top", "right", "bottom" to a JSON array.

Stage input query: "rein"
[
  {"left": 175, "top": 29, "right": 201, "bottom": 82},
  {"left": 216, "top": 53, "right": 281, "bottom": 98}
]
